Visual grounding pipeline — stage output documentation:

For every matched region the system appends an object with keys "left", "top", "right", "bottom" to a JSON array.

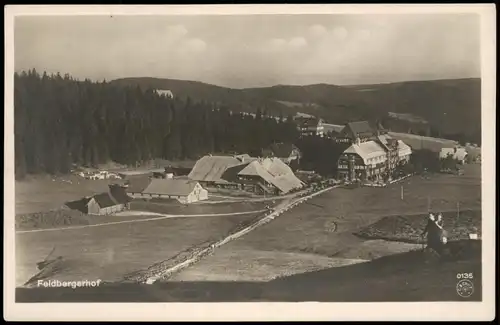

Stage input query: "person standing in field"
[
  {"left": 421, "top": 213, "right": 442, "bottom": 255},
  {"left": 436, "top": 213, "right": 444, "bottom": 228},
  {"left": 436, "top": 213, "right": 448, "bottom": 246}
]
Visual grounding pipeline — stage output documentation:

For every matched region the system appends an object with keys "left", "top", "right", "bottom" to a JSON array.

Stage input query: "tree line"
[
  {"left": 295, "top": 136, "right": 350, "bottom": 177},
  {"left": 14, "top": 70, "right": 300, "bottom": 179}
]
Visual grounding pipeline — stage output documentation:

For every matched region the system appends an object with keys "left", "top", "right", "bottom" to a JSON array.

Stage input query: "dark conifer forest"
[{"left": 14, "top": 70, "right": 300, "bottom": 179}]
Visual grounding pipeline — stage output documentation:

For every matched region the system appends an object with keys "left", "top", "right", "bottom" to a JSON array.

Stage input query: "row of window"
[
  {"left": 367, "top": 155, "right": 386, "bottom": 164},
  {"left": 339, "top": 152, "right": 411, "bottom": 170}
]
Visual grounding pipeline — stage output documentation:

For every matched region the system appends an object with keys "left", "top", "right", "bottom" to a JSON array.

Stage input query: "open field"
[
  {"left": 14, "top": 172, "right": 277, "bottom": 216},
  {"left": 170, "top": 248, "right": 369, "bottom": 282},
  {"left": 388, "top": 131, "right": 459, "bottom": 152},
  {"left": 15, "top": 213, "right": 261, "bottom": 287},
  {"left": 16, "top": 239, "right": 481, "bottom": 302},
  {"left": 14, "top": 164, "right": 482, "bottom": 302},
  {"left": 14, "top": 158, "right": 196, "bottom": 214},
  {"left": 14, "top": 169, "right": 284, "bottom": 287},
  {"left": 15, "top": 175, "right": 114, "bottom": 214},
  {"left": 15, "top": 199, "right": 270, "bottom": 232},
  {"left": 15, "top": 209, "right": 160, "bottom": 232},
  {"left": 172, "top": 164, "right": 481, "bottom": 282}
]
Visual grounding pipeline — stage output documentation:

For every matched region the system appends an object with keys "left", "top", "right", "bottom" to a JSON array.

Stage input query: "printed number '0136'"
[{"left": 457, "top": 273, "right": 473, "bottom": 279}]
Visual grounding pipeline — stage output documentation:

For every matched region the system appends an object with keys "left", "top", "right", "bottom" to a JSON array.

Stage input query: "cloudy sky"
[{"left": 15, "top": 14, "right": 480, "bottom": 88}]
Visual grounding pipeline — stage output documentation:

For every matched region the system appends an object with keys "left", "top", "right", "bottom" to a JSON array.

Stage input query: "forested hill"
[
  {"left": 14, "top": 70, "right": 299, "bottom": 179},
  {"left": 111, "top": 77, "right": 481, "bottom": 144},
  {"left": 345, "top": 78, "right": 482, "bottom": 143},
  {"left": 14, "top": 71, "right": 481, "bottom": 179},
  {"left": 110, "top": 78, "right": 381, "bottom": 123}
]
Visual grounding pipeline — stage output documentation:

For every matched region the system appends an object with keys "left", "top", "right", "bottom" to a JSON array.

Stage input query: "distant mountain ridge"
[{"left": 110, "top": 77, "right": 481, "bottom": 144}]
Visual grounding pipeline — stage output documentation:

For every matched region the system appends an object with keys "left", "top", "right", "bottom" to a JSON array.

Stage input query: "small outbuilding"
[
  {"left": 65, "top": 184, "right": 131, "bottom": 215},
  {"left": 439, "top": 147, "right": 468, "bottom": 164}
]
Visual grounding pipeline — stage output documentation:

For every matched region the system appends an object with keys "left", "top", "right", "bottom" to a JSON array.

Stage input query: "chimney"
[{"left": 355, "top": 136, "right": 361, "bottom": 146}]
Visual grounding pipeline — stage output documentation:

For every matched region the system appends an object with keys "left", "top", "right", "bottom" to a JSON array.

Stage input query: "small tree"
[{"left": 411, "top": 149, "right": 440, "bottom": 174}]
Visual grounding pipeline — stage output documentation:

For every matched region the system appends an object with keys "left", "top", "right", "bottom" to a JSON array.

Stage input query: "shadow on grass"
[{"left": 16, "top": 240, "right": 481, "bottom": 303}]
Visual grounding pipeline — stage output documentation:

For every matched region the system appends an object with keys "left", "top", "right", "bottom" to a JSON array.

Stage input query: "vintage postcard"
[{"left": 4, "top": 4, "right": 496, "bottom": 321}]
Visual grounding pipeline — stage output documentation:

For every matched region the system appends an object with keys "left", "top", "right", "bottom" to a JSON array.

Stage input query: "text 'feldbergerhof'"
[{"left": 37, "top": 279, "right": 102, "bottom": 289}]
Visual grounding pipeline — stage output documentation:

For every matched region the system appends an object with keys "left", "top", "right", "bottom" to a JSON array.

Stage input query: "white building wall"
[{"left": 199, "top": 188, "right": 209, "bottom": 201}]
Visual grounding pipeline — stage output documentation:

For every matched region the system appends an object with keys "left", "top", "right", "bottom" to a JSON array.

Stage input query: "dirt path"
[{"left": 15, "top": 209, "right": 267, "bottom": 234}]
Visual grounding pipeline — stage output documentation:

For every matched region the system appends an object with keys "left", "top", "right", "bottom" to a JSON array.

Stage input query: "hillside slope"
[
  {"left": 16, "top": 240, "right": 481, "bottom": 302},
  {"left": 110, "top": 77, "right": 283, "bottom": 115},
  {"left": 110, "top": 77, "right": 481, "bottom": 143},
  {"left": 349, "top": 78, "right": 481, "bottom": 142}
]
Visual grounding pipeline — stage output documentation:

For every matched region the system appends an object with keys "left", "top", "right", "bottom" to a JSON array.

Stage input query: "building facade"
[
  {"left": 128, "top": 178, "right": 208, "bottom": 204},
  {"left": 155, "top": 89, "right": 174, "bottom": 99},
  {"left": 335, "top": 121, "right": 376, "bottom": 144},
  {"left": 262, "top": 143, "right": 302, "bottom": 165},
  {"left": 337, "top": 140, "right": 388, "bottom": 182},
  {"left": 87, "top": 195, "right": 129, "bottom": 215},
  {"left": 78, "top": 185, "right": 131, "bottom": 216},
  {"left": 295, "top": 117, "right": 325, "bottom": 137},
  {"left": 439, "top": 147, "right": 468, "bottom": 164},
  {"left": 188, "top": 154, "right": 304, "bottom": 195},
  {"left": 337, "top": 135, "right": 412, "bottom": 183}
]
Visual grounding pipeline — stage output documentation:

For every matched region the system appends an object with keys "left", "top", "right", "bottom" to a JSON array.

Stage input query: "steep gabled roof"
[
  {"left": 142, "top": 179, "right": 199, "bottom": 196},
  {"left": 124, "top": 177, "right": 152, "bottom": 193},
  {"left": 92, "top": 193, "right": 118, "bottom": 209},
  {"left": 323, "top": 123, "right": 345, "bottom": 134},
  {"left": 397, "top": 140, "right": 412, "bottom": 157},
  {"left": 341, "top": 121, "right": 374, "bottom": 138},
  {"left": 65, "top": 197, "right": 92, "bottom": 213},
  {"left": 343, "top": 141, "right": 387, "bottom": 165},
  {"left": 295, "top": 117, "right": 321, "bottom": 128},
  {"left": 238, "top": 158, "right": 303, "bottom": 193},
  {"left": 188, "top": 155, "right": 256, "bottom": 183},
  {"left": 109, "top": 185, "right": 132, "bottom": 204},
  {"left": 377, "top": 134, "right": 390, "bottom": 151},
  {"left": 376, "top": 134, "right": 398, "bottom": 150}
]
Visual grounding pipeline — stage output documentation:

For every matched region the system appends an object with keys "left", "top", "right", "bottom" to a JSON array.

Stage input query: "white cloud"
[
  {"left": 308, "top": 24, "right": 327, "bottom": 38},
  {"left": 14, "top": 15, "right": 480, "bottom": 87},
  {"left": 264, "top": 38, "right": 287, "bottom": 52},
  {"left": 167, "top": 24, "right": 188, "bottom": 39},
  {"left": 183, "top": 38, "right": 207, "bottom": 52},
  {"left": 289, "top": 37, "right": 307, "bottom": 49},
  {"left": 357, "top": 29, "right": 372, "bottom": 41},
  {"left": 332, "top": 26, "right": 349, "bottom": 41}
]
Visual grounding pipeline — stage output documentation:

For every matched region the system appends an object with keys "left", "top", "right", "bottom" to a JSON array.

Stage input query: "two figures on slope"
[{"left": 422, "top": 212, "right": 448, "bottom": 255}]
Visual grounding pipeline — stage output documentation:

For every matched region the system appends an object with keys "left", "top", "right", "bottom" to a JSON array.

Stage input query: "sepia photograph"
[{"left": 4, "top": 4, "right": 496, "bottom": 321}]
